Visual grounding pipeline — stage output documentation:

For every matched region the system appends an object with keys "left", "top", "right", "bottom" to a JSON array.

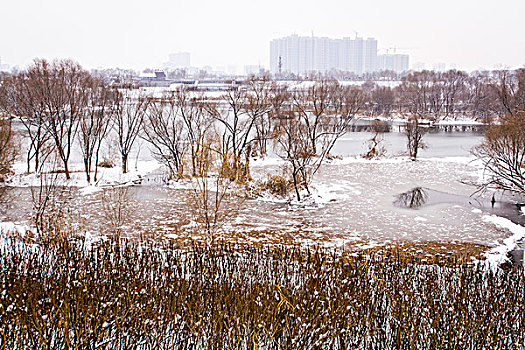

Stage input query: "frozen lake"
[
  {"left": 332, "top": 129, "right": 484, "bottom": 158},
  {"left": 3, "top": 124, "right": 524, "bottom": 264}
]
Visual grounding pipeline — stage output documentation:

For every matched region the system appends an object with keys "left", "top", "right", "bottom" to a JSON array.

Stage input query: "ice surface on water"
[
  {"left": 239, "top": 156, "right": 503, "bottom": 247},
  {"left": 0, "top": 156, "right": 511, "bottom": 250}
]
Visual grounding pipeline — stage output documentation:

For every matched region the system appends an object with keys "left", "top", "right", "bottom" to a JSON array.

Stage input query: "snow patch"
[
  {"left": 482, "top": 215, "right": 525, "bottom": 268},
  {"left": 414, "top": 216, "right": 428, "bottom": 222},
  {"left": 310, "top": 181, "right": 362, "bottom": 204},
  {"left": 7, "top": 160, "right": 162, "bottom": 189},
  {"left": 250, "top": 157, "right": 285, "bottom": 167},
  {"left": 0, "top": 222, "right": 31, "bottom": 236},
  {"left": 79, "top": 186, "right": 103, "bottom": 196}
]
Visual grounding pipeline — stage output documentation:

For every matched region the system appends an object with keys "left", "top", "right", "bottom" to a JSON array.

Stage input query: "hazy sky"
[{"left": 1, "top": 0, "right": 524, "bottom": 72}]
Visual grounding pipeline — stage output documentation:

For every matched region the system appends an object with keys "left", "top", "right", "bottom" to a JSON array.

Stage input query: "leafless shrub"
[
  {"left": 393, "top": 187, "right": 429, "bottom": 208},
  {"left": 362, "top": 120, "right": 388, "bottom": 159},
  {"left": 30, "top": 170, "right": 73, "bottom": 242},
  {"left": 0, "top": 118, "right": 17, "bottom": 181},
  {"left": 100, "top": 186, "right": 133, "bottom": 238},
  {"left": 259, "top": 174, "right": 292, "bottom": 197},
  {"left": 98, "top": 157, "right": 116, "bottom": 168},
  {"left": 188, "top": 135, "right": 243, "bottom": 242}
]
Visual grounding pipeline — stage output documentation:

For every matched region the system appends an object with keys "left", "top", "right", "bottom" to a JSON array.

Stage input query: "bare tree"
[
  {"left": 113, "top": 89, "right": 149, "bottom": 173},
  {"left": 491, "top": 69, "right": 525, "bottom": 117},
  {"left": 31, "top": 169, "right": 72, "bottom": 240},
  {"left": 142, "top": 93, "right": 187, "bottom": 179},
  {"left": 473, "top": 112, "right": 525, "bottom": 194},
  {"left": 0, "top": 73, "right": 53, "bottom": 173},
  {"left": 255, "top": 82, "right": 290, "bottom": 156},
  {"left": 275, "top": 82, "right": 364, "bottom": 200},
  {"left": 176, "top": 89, "right": 214, "bottom": 177},
  {"left": 372, "top": 86, "right": 395, "bottom": 117},
  {"left": 273, "top": 108, "right": 311, "bottom": 201},
  {"left": 205, "top": 88, "right": 257, "bottom": 182},
  {"left": 78, "top": 77, "right": 115, "bottom": 183},
  {"left": 441, "top": 70, "right": 468, "bottom": 118},
  {"left": 292, "top": 79, "right": 338, "bottom": 155},
  {"left": 405, "top": 117, "right": 427, "bottom": 160},
  {"left": 242, "top": 76, "right": 272, "bottom": 157},
  {"left": 34, "top": 59, "right": 90, "bottom": 179}
]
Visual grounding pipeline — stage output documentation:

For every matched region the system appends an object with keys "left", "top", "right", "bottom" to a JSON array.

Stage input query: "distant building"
[
  {"left": 433, "top": 63, "right": 447, "bottom": 72},
  {"left": 165, "top": 52, "right": 191, "bottom": 69},
  {"left": 412, "top": 62, "right": 426, "bottom": 71},
  {"left": 244, "top": 65, "right": 263, "bottom": 76},
  {"left": 0, "top": 57, "right": 9, "bottom": 72},
  {"left": 377, "top": 54, "right": 409, "bottom": 73},
  {"left": 226, "top": 65, "right": 237, "bottom": 76},
  {"left": 270, "top": 34, "right": 400, "bottom": 75},
  {"left": 138, "top": 71, "right": 168, "bottom": 86}
]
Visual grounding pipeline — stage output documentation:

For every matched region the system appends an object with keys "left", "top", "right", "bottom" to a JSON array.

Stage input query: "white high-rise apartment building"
[
  {"left": 270, "top": 35, "right": 408, "bottom": 75},
  {"left": 165, "top": 52, "right": 191, "bottom": 69},
  {"left": 270, "top": 35, "right": 379, "bottom": 75},
  {"left": 377, "top": 54, "right": 409, "bottom": 73}
]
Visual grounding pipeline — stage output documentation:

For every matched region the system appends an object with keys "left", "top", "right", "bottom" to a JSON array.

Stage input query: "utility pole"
[{"left": 278, "top": 56, "right": 282, "bottom": 78}]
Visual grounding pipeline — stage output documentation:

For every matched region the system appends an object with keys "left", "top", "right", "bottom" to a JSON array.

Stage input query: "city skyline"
[
  {"left": 0, "top": 0, "right": 523, "bottom": 72},
  {"left": 270, "top": 34, "right": 409, "bottom": 75}
]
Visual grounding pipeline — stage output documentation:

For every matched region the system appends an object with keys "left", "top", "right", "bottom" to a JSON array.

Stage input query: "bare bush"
[
  {"left": 259, "top": 174, "right": 292, "bottom": 197},
  {"left": 362, "top": 120, "right": 388, "bottom": 159},
  {"left": 100, "top": 186, "right": 133, "bottom": 238},
  {"left": 189, "top": 135, "right": 241, "bottom": 242},
  {"left": 31, "top": 170, "right": 72, "bottom": 241},
  {"left": 0, "top": 118, "right": 16, "bottom": 180}
]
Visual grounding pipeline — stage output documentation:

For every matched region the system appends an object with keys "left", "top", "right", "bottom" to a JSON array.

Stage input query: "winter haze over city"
[{"left": 0, "top": 0, "right": 525, "bottom": 347}]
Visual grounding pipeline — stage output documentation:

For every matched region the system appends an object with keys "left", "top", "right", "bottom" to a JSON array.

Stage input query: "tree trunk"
[
  {"left": 94, "top": 152, "right": 100, "bottom": 182},
  {"left": 122, "top": 154, "right": 128, "bottom": 174},
  {"left": 64, "top": 162, "right": 71, "bottom": 180},
  {"left": 84, "top": 158, "right": 91, "bottom": 183},
  {"left": 292, "top": 163, "right": 301, "bottom": 202}
]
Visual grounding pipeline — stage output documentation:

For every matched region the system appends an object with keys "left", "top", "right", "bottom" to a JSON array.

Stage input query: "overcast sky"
[{"left": 1, "top": 0, "right": 523, "bottom": 72}]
